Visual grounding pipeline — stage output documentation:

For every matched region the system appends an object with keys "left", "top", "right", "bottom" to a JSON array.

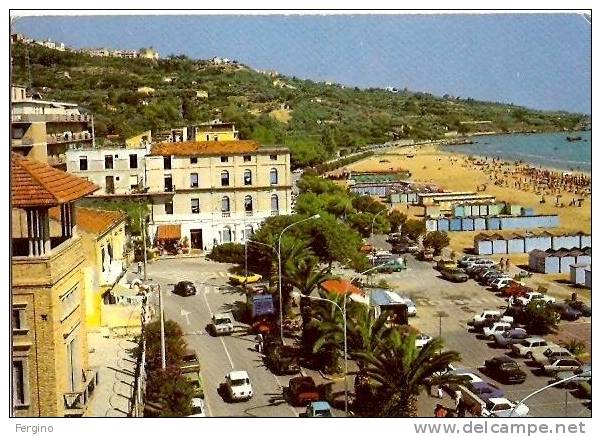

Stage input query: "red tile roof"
[
  {"left": 319, "top": 279, "right": 364, "bottom": 296},
  {"left": 49, "top": 206, "right": 126, "bottom": 236},
  {"left": 11, "top": 152, "right": 98, "bottom": 207},
  {"left": 150, "top": 140, "right": 260, "bottom": 157},
  {"left": 156, "top": 224, "right": 181, "bottom": 240}
]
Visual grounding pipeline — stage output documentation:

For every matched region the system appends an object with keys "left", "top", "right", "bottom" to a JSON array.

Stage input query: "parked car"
[
  {"left": 229, "top": 273, "right": 263, "bottom": 285},
  {"left": 288, "top": 376, "right": 320, "bottom": 406},
  {"left": 458, "top": 255, "right": 480, "bottom": 268},
  {"left": 484, "top": 356, "right": 527, "bottom": 384},
  {"left": 469, "top": 381, "right": 504, "bottom": 401},
  {"left": 466, "top": 259, "right": 496, "bottom": 271},
  {"left": 415, "top": 333, "right": 433, "bottom": 349},
  {"left": 472, "top": 310, "right": 512, "bottom": 329},
  {"left": 391, "top": 242, "right": 410, "bottom": 254},
  {"left": 387, "top": 232, "right": 404, "bottom": 244},
  {"left": 441, "top": 267, "right": 469, "bottom": 283},
  {"left": 485, "top": 274, "right": 511, "bottom": 287},
  {"left": 304, "top": 401, "right": 333, "bottom": 417},
  {"left": 512, "top": 337, "right": 557, "bottom": 359},
  {"left": 515, "top": 292, "right": 556, "bottom": 307},
  {"left": 554, "top": 364, "right": 592, "bottom": 388},
  {"left": 435, "top": 259, "right": 456, "bottom": 271},
  {"left": 482, "top": 398, "right": 529, "bottom": 417},
  {"left": 543, "top": 358, "right": 582, "bottom": 375},
  {"left": 493, "top": 328, "right": 528, "bottom": 348},
  {"left": 548, "top": 302, "right": 581, "bottom": 321},
  {"left": 210, "top": 312, "right": 234, "bottom": 336},
  {"left": 483, "top": 322, "right": 513, "bottom": 340},
  {"left": 478, "top": 268, "right": 502, "bottom": 282},
  {"left": 173, "top": 281, "right": 197, "bottom": 296},
  {"left": 567, "top": 300, "right": 591, "bottom": 317},
  {"left": 188, "top": 397, "right": 206, "bottom": 417},
  {"left": 417, "top": 248, "right": 435, "bottom": 261},
  {"left": 531, "top": 346, "right": 574, "bottom": 369},
  {"left": 180, "top": 349, "right": 201, "bottom": 374},
  {"left": 500, "top": 282, "right": 532, "bottom": 298},
  {"left": 223, "top": 370, "right": 253, "bottom": 401},
  {"left": 492, "top": 277, "right": 523, "bottom": 291}
]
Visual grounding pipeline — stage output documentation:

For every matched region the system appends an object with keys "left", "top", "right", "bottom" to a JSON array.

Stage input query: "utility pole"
[{"left": 158, "top": 284, "right": 166, "bottom": 370}]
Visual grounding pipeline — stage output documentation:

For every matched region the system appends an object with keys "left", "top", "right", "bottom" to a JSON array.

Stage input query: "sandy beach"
[{"left": 345, "top": 143, "right": 592, "bottom": 300}]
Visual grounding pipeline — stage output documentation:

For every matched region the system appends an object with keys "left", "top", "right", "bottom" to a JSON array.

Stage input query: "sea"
[{"left": 443, "top": 131, "right": 592, "bottom": 172}]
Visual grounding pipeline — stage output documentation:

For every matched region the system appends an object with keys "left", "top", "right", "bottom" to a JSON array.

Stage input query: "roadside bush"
[
  {"left": 207, "top": 243, "right": 245, "bottom": 264},
  {"left": 522, "top": 301, "right": 558, "bottom": 335},
  {"left": 145, "top": 366, "right": 194, "bottom": 417}
]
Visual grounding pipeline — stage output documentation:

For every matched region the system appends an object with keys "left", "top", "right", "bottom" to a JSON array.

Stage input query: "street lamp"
[
  {"left": 508, "top": 369, "right": 591, "bottom": 417},
  {"left": 277, "top": 214, "right": 320, "bottom": 342},
  {"left": 370, "top": 208, "right": 388, "bottom": 240}
]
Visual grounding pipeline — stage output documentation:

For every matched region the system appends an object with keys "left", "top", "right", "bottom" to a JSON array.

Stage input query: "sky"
[{"left": 11, "top": 13, "right": 591, "bottom": 114}]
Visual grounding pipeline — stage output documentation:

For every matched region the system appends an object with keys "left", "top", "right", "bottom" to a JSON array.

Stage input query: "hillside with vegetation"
[{"left": 10, "top": 42, "right": 586, "bottom": 168}]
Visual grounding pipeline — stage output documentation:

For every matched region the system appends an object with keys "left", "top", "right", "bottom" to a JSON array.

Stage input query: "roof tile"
[{"left": 150, "top": 140, "right": 261, "bottom": 157}]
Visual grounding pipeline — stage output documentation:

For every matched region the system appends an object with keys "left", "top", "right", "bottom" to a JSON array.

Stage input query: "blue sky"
[{"left": 12, "top": 14, "right": 591, "bottom": 114}]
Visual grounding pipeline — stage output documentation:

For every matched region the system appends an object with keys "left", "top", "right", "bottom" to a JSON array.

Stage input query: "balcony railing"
[
  {"left": 11, "top": 137, "right": 35, "bottom": 147},
  {"left": 245, "top": 211, "right": 253, "bottom": 216},
  {"left": 12, "top": 113, "right": 92, "bottom": 123},
  {"left": 163, "top": 185, "right": 175, "bottom": 193},
  {"left": 47, "top": 131, "right": 92, "bottom": 145},
  {"left": 222, "top": 211, "right": 230, "bottom": 218},
  {"left": 63, "top": 369, "right": 99, "bottom": 417}
]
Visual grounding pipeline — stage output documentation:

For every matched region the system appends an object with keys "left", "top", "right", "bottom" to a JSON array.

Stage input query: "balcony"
[
  {"left": 163, "top": 185, "right": 175, "bottom": 193},
  {"left": 222, "top": 212, "right": 230, "bottom": 218},
  {"left": 12, "top": 113, "right": 92, "bottom": 124},
  {"left": 47, "top": 131, "right": 93, "bottom": 145},
  {"left": 245, "top": 211, "right": 253, "bottom": 216},
  {"left": 63, "top": 369, "right": 99, "bottom": 417},
  {"left": 11, "top": 137, "right": 35, "bottom": 147}
]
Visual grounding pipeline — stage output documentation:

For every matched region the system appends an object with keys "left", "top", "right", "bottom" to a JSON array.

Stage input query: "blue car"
[
  {"left": 305, "top": 401, "right": 333, "bottom": 417},
  {"left": 469, "top": 381, "right": 504, "bottom": 401}
]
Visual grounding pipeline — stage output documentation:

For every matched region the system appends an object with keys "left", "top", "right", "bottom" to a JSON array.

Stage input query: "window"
[
  {"left": 129, "top": 154, "right": 138, "bottom": 169},
  {"left": 270, "top": 154, "right": 278, "bottom": 161},
  {"left": 190, "top": 173, "right": 199, "bottom": 188},
  {"left": 104, "top": 155, "right": 113, "bottom": 169},
  {"left": 243, "top": 225, "right": 254, "bottom": 240},
  {"left": 12, "top": 308, "right": 26, "bottom": 332},
  {"left": 243, "top": 155, "right": 252, "bottom": 162},
  {"left": 13, "top": 360, "right": 28, "bottom": 406},
  {"left": 191, "top": 198, "right": 200, "bottom": 214},
  {"left": 190, "top": 157, "right": 198, "bottom": 164},
  {"left": 164, "top": 174, "right": 173, "bottom": 192},
  {"left": 165, "top": 201, "right": 174, "bottom": 215},
  {"left": 221, "top": 196, "right": 230, "bottom": 212},
  {"left": 244, "top": 195, "right": 253, "bottom": 214},
  {"left": 163, "top": 156, "right": 172, "bottom": 169},
  {"left": 221, "top": 170, "right": 230, "bottom": 187},
  {"left": 271, "top": 194, "right": 279, "bottom": 215},
  {"left": 222, "top": 227, "right": 232, "bottom": 243},
  {"left": 79, "top": 156, "right": 88, "bottom": 171},
  {"left": 270, "top": 168, "right": 278, "bottom": 185},
  {"left": 244, "top": 169, "right": 252, "bottom": 186},
  {"left": 220, "top": 156, "right": 229, "bottom": 163},
  {"left": 60, "top": 285, "right": 80, "bottom": 321}
]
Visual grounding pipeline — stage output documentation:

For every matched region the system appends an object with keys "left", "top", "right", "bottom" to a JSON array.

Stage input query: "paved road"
[{"left": 142, "top": 258, "right": 302, "bottom": 417}]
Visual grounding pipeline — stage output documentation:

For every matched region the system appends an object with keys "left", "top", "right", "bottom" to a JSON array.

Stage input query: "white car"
[
  {"left": 224, "top": 370, "right": 253, "bottom": 401},
  {"left": 466, "top": 259, "right": 496, "bottom": 270},
  {"left": 473, "top": 310, "right": 502, "bottom": 325},
  {"left": 448, "top": 369, "right": 484, "bottom": 384},
  {"left": 188, "top": 397, "right": 206, "bottom": 417},
  {"left": 210, "top": 312, "right": 234, "bottom": 336},
  {"left": 511, "top": 337, "right": 557, "bottom": 359},
  {"left": 483, "top": 322, "right": 512, "bottom": 340},
  {"left": 516, "top": 292, "right": 556, "bottom": 307},
  {"left": 482, "top": 398, "right": 529, "bottom": 417},
  {"left": 491, "top": 277, "right": 522, "bottom": 291},
  {"left": 415, "top": 333, "right": 433, "bottom": 349}
]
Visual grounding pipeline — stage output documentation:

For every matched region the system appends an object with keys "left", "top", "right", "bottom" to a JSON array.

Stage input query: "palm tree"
[
  {"left": 355, "top": 329, "right": 461, "bottom": 417},
  {"left": 308, "top": 292, "right": 346, "bottom": 373},
  {"left": 284, "top": 254, "right": 332, "bottom": 296}
]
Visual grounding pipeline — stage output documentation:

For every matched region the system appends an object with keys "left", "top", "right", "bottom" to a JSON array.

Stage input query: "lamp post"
[
  {"left": 508, "top": 369, "right": 591, "bottom": 417},
  {"left": 277, "top": 214, "right": 320, "bottom": 342},
  {"left": 370, "top": 208, "right": 388, "bottom": 240}
]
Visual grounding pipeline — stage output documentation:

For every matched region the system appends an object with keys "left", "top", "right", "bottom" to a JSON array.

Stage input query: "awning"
[{"left": 156, "top": 224, "right": 181, "bottom": 240}]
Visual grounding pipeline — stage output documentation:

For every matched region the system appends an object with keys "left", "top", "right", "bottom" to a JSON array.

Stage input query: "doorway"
[
  {"left": 190, "top": 229, "right": 203, "bottom": 249},
  {"left": 105, "top": 176, "right": 115, "bottom": 194}
]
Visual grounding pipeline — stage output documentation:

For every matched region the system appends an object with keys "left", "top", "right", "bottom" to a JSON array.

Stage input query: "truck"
[
  {"left": 363, "top": 288, "right": 409, "bottom": 325},
  {"left": 245, "top": 284, "right": 276, "bottom": 335}
]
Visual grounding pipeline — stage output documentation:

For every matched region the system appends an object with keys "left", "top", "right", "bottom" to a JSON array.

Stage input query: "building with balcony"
[
  {"left": 49, "top": 207, "right": 128, "bottom": 328},
  {"left": 65, "top": 143, "right": 150, "bottom": 195},
  {"left": 11, "top": 153, "right": 100, "bottom": 417},
  {"left": 145, "top": 140, "right": 292, "bottom": 251},
  {"left": 11, "top": 86, "right": 95, "bottom": 169}
]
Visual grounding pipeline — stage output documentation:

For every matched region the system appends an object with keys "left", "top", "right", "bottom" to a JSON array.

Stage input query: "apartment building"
[
  {"left": 193, "top": 120, "right": 239, "bottom": 142},
  {"left": 11, "top": 86, "right": 95, "bottom": 169},
  {"left": 65, "top": 143, "right": 150, "bottom": 195},
  {"left": 146, "top": 140, "right": 292, "bottom": 250},
  {"left": 11, "top": 153, "right": 100, "bottom": 417}
]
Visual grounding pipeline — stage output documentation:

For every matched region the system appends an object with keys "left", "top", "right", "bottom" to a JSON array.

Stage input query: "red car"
[{"left": 288, "top": 376, "right": 320, "bottom": 406}]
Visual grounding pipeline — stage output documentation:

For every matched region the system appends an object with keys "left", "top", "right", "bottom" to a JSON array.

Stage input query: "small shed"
[
  {"left": 473, "top": 217, "right": 487, "bottom": 231},
  {"left": 488, "top": 203, "right": 505, "bottom": 216},
  {"left": 449, "top": 218, "right": 462, "bottom": 231},
  {"left": 474, "top": 234, "right": 493, "bottom": 255},
  {"left": 461, "top": 217, "right": 474, "bottom": 231},
  {"left": 585, "top": 267, "right": 592, "bottom": 288},
  {"left": 579, "top": 233, "right": 592, "bottom": 248},
  {"left": 425, "top": 205, "right": 442, "bottom": 218},
  {"left": 558, "top": 249, "right": 576, "bottom": 273},
  {"left": 425, "top": 219, "right": 438, "bottom": 232},
  {"left": 575, "top": 248, "right": 591, "bottom": 267},
  {"left": 509, "top": 204, "right": 522, "bottom": 216},
  {"left": 477, "top": 204, "right": 489, "bottom": 216},
  {"left": 486, "top": 217, "right": 501, "bottom": 230},
  {"left": 529, "top": 249, "right": 560, "bottom": 273},
  {"left": 491, "top": 234, "right": 508, "bottom": 254},
  {"left": 437, "top": 218, "right": 450, "bottom": 232},
  {"left": 524, "top": 231, "right": 553, "bottom": 253},
  {"left": 506, "top": 234, "right": 526, "bottom": 254},
  {"left": 453, "top": 205, "right": 466, "bottom": 217},
  {"left": 570, "top": 263, "right": 589, "bottom": 285},
  {"left": 552, "top": 233, "right": 581, "bottom": 250},
  {"left": 521, "top": 207, "right": 535, "bottom": 217}
]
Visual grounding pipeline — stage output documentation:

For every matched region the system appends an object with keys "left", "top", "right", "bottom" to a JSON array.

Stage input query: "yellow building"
[
  {"left": 125, "top": 130, "right": 152, "bottom": 148},
  {"left": 11, "top": 153, "right": 100, "bottom": 417},
  {"left": 193, "top": 121, "right": 239, "bottom": 142},
  {"left": 49, "top": 207, "right": 128, "bottom": 328},
  {"left": 145, "top": 140, "right": 292, "bottom": 250}
]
